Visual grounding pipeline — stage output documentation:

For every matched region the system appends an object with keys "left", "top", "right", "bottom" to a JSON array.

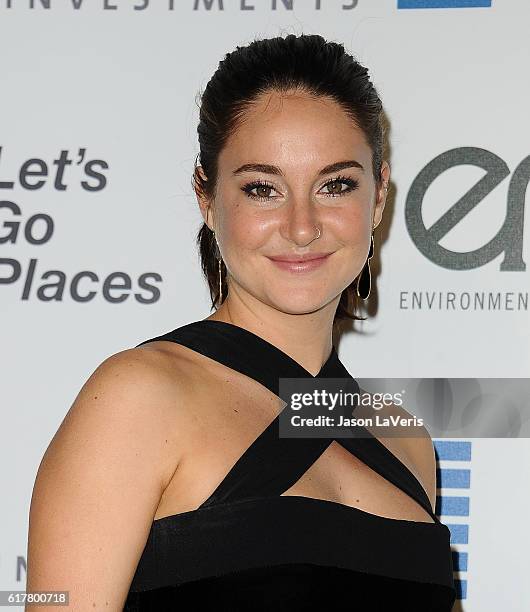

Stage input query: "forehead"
[{"left": 218, "top": 89, "right": 371, "bottom": 174}]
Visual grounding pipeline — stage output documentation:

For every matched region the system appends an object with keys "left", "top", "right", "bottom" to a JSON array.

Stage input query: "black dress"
[{"left": 123, "top": 320, "right": 456, "bottom": 611}]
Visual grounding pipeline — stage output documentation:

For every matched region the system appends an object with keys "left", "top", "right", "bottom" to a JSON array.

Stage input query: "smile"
[{"left": 266, "top": 253, "right": 333, "bottom": 273}]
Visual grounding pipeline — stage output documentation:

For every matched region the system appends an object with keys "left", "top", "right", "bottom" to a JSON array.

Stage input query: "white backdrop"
[{"left": 1, "top": 1, "right": 529, "bottom": 610}]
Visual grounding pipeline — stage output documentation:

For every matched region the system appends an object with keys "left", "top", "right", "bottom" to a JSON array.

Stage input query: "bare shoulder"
[
  {"left": 358, "top": 389, "right": 437, "bottom": 511},
  {"left": 25, "top": 343, "right": 194, "bottom": 610},
  {"left": 64, "top": 343, "right": 195, "bottom": 468}
]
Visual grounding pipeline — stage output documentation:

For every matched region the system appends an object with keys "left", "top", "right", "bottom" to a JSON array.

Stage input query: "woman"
[{"left": 26, "top": 34, "right": 456, "bottom": 610}]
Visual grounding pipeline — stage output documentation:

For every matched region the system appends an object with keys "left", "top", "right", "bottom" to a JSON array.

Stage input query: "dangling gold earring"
[
  {"left": 218, "top": 256, "right": 223, "bottom": 303},
  {"left": 356, "top": 232, "right": 374, "bottom": 300},
  {"left": 213, "top": 230, "right": 223, "bottom": 304},
  {"left": 356, "top": 181, "right": 386, "bottom": 299}
]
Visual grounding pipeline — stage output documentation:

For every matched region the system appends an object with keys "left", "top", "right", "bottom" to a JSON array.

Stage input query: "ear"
[
  {"left": 194, "top": 165, "right": 215, "bottom": 231},
  {"left": 372, "top": 160, "right": 390, "bottom": 230}
]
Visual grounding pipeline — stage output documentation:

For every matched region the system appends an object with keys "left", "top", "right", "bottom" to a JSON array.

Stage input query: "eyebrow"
[{"left": 232, "top": 159, "right": 364, "bottom": 177}]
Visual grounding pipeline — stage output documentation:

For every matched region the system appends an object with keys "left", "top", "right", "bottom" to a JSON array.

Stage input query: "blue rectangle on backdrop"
[
  {"left": 398, "top": 0, "right": 491, "bottom": 8},
  {"left": 434, "top": 440, "right": 472, "bottom": 461},
  {"left": 447, "top": 523, "right": 469, "bottom": 544},
  {"left": 437, "top": 468, "right": 471, "bottom": 488},
  {"left": 452, "top": 551, "right": 468, "bottom": 571},
  {"left": 436, "top": 495, "right": 470, "bottom": 516}
]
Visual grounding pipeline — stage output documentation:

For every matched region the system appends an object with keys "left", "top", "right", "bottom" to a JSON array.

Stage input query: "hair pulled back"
[{"left": 194, "top": 33, "right": 385, "bottom": 323}]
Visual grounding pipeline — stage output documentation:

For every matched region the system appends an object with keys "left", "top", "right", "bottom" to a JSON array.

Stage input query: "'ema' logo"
[
  {"left": 404, "top": 147, "right": 528, "bottom": 271},
  {"left": 398, "top": 0, "right": 491, "bottom": 8}
]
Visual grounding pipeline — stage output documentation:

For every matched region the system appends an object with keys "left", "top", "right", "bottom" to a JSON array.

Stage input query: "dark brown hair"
[{"left": 193, "top": 33, "right": 385, "bottom": 323}]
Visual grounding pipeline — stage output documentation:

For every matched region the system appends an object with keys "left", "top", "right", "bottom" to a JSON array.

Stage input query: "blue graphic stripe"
[
  {"left": 447, "top": 523, "right": 469, "bottom": 544},
  {"left": 436, "top": 495, "right": 470, "bottom": 516},
  {"left": 435, "top": 441, "right": 470, "bottom": 601},
  {"left": 454, "top": 578, "right": 467, "bottom": 599},
  {"left": 398, "top": 0, "right": 491, "bottom": 8},
  {"left": 452, "top": 551, "right": 468, "bottom": 572},
  {"left": 437, "top": 468, "right": 470, "bottom": 488},
  {"left": 434, "top": 440, "right": 471, "bottom": 461}
]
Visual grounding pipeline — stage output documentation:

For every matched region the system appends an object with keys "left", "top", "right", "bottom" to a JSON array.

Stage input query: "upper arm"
[
  {"left": 25, "top": 348, "right": 184, "bottom": 611},
  {"left": 357, "top": 389, "right": 437, "bottom": 512},
  {"left": 405, "top": 426, "right": 437, "bottom": 512},
  {"left": 382, "top": 403, "right": 437, "bottom": 512}
]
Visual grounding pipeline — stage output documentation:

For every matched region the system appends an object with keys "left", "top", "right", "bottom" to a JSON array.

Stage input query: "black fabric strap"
[{"left": 136, "top": 320, "right": 438, "bottom": 523}]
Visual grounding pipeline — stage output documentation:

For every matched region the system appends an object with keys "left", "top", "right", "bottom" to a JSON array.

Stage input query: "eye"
[
  {"left": 241, "top": 180, "right": 279, "bottom": 202},
  {"left": 320, "top": 176, "right": 359, "bottom": 197},
  {"left": 241, "top": 175, "right": 359, "bottom": 202}
]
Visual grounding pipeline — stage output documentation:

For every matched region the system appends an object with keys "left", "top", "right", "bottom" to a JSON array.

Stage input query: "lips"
[
  {"left": 267, "top": 252, "right": 334, "bottom": 263},
  {"left": 266, "top": 252, "right": 333, "bottom": 273}
]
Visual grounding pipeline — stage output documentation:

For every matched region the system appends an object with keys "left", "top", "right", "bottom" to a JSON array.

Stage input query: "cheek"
[
  {"left": 220, "top": 203, "right": 272, "bottom": 252},
  {"left": 326, "top": 205, "right": 371, "bottom": 245}
]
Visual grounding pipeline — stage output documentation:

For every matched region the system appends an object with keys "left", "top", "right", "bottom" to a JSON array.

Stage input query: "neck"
[{"left": 206, "top": 290, "right": 340, "bottom": 377}]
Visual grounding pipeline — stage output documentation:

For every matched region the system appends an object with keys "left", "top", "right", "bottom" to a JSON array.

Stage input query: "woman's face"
[{"left": 198, "top": 89, "right": 389, "bottom": 316}]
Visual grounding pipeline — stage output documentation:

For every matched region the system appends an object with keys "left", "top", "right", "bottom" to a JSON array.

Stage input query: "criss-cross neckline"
[
  {"left": 199, "top": 319, "right": 339, "bottom": 379},
  {"left": 137, "top": 318, "right": 442, "bottom": 527}
]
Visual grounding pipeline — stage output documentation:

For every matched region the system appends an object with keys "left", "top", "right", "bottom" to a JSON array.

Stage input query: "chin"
[{"left": 264, "top": 290, "right": 337, "bottom": 315}]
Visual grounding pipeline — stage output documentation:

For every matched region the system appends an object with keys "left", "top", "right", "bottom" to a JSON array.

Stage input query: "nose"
[{"left": 279, "top": 200, "right": 322, "bottom": 248}]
